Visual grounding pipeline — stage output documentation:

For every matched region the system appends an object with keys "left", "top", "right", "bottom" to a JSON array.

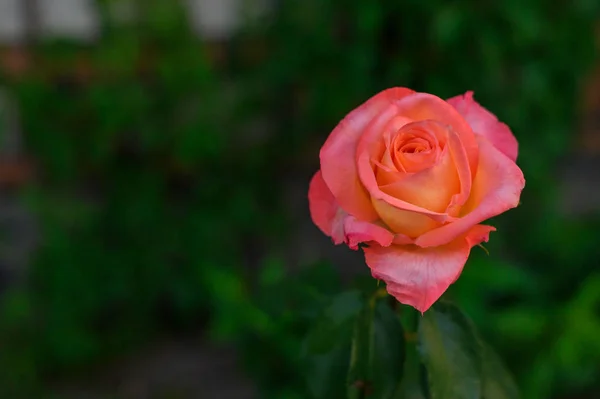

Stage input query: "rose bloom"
[{"left": 308, "top": 88, "right": 525, "bottom": 312}]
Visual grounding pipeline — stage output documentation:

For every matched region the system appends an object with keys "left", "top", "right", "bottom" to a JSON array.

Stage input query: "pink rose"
[{"left": 308, "top": 88, "right": 525, "bottom": 312}]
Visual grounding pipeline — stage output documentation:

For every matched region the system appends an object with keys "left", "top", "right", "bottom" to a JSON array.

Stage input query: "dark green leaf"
[
  {"left": 371, "top": 301, "right": 406, "bottom": 399},
  {"left": 305, "top": 290, "right": 364, "bottom": 354},
  {"left": 479, "top": 341, "right": 520, "bottom": 399},
  {"left": 418, "top": 301, "right": 520, "bottom": 399},
  {"left": 418, "top": 302, "right": 482, "bottom": 399},
  {"left": 304, "top": 341, "right": 352, "bottom": 399},
  {"left": 346, "top": 297, "right": 407, "bottom": 399},
  {"left": 302, "top": 290, "right": 364, "bottom": 399},
  {"left": 346, "top": 299, "right": 373, "bottom": 399}
]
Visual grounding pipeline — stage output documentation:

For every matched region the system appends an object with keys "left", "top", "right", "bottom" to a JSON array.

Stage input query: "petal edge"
[
  {"left": 364, "top": 225, "right": 494, "bottom": 312},
  {"left": 447, "top": 91, "right": 519, "bottom": 162}
]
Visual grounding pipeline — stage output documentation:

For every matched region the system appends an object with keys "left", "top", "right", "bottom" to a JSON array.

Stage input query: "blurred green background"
[{"left": 0, "top": 0, "right": 599, "bottom": 398}]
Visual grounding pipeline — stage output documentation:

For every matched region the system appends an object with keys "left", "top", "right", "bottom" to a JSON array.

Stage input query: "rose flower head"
[{"left": 308, "top": 88, "right": 525, "bottom": 312}]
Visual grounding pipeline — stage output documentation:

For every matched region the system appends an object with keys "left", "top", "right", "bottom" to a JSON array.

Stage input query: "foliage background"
[{"left": 0, "top": 0, "right": 599, "bottom": 398}]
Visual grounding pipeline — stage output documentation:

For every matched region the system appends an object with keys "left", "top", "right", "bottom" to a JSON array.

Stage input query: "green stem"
[
  {"left": 346, "top": 289, "right": 386, "bottom": 399},
  {"left": 347, "top": 320, "right": 361, "bottom": 399},
  {"left": 392, "top": 305, "right": 421, "bottom": 399}
]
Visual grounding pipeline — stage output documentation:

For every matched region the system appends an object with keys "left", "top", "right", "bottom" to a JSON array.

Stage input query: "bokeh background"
[{"left": 1, "top": 1, "right": 600, "bottom": 398}]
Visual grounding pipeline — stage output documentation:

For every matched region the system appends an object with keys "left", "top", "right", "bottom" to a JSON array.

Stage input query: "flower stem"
[{"left": 346, "top": 289, "right": 386, "bottom": 399}]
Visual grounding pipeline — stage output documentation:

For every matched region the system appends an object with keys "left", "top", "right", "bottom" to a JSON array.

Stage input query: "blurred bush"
[{"left": 0, "top": 0, "right": 599, "bottom": 398}]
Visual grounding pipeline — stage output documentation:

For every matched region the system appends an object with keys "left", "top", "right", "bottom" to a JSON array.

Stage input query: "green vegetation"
[{"left": 0, "top": 1, "right": 599, "bottom": 398}]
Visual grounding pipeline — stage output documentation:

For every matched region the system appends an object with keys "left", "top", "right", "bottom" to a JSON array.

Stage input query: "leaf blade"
[{"left": 417, "top": 302, "right": 482, "bottom": 399}]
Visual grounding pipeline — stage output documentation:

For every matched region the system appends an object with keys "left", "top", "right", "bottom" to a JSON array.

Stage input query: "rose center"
[
  {"left": 386, "top": 127, "right": 440, "bottom": 173},
  {"left": 399, "top": 137, "right": 431, "bottom": 154}
]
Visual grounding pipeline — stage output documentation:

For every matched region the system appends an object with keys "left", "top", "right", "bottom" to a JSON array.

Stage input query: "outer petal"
[
  {"left": 364, "top": 224, "right": 495, "bottom": 313},
  {"left": 308, "top": 170, "right": 340, "bottom": 237},
  {"left": 415, "top": 136, "right": 525, "bottom": 248},
  {"left": 308, "top": 171, "right": 395, "bottom": 249},
  {"left": 343, "top": 217, "right": 395, "bottom": 250},
  {"left": 447, "top": 91, "right": 518, "bottom": 162},
  {"left": 320, "top": 87, "right": 415, "bottom": 221}
]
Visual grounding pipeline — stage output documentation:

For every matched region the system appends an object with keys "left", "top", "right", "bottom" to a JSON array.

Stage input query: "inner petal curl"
[{"left": 389, "top": 121, "right": 443, "bottom": 174}]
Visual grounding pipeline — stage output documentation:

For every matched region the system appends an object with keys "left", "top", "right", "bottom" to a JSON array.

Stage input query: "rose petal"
[
  {"left": 445, "top": 127, "right": 472, "bottom": 215},
  {"left": 392, "top": 234, "right": 415, "bottom": 245},
  {"left": 308, "top": 171, "right": 340, "bottom": 237},
  {"left": 370, "top": 116, "right": 416, "bottom": 185},
  {"left": 320, "top": 88, "right": 415, "bottom": 221},
  {"left": 447, "top": 91, "right": 518, "bottom": 162},
  {"left": 391, "top": 121, "right": 440, "bottom": 173},
  {"left": 379, "top": 131, "right": 460, "bottom": 213},
  {"left": 308, "top": 171, "right": 395, "bottom": 249},
  {"left": 343, "top": 216, "right": 395, "bottom": 250},
  {"left": 358, "top": 120, "right": 467, "bottom": 236},
  {"left": 364, "top": 224, "right": 495, "bottom": 313},
  {"left": 357, "top": 119, "right": 455, "bottom": 224},
  {"left": 394, "top": 93, "right": 479, "bottom": 173},
  {"left": 415, "top": 136, "right": 525, "bottom": 248},
  {"left": 356, "top": 97, "right": 478, "bottom": 225},
  {"left": 371, "top": 201, "right": 441, "bottom": 237},
  {"left": 376, "top": 130, "right": 405, "bottom": 184}
]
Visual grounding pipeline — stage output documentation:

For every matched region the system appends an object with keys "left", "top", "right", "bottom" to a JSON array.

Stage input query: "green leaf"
[
  {"left": 480, "top": 341, "right": 520, "bottom": 399},
  {"left": 302, "top": 290, "right": 364, "bottom": 399},
  {"left": 303, "top": 291, "right": 408, "bottom": 399},
  {"left": 371, "top": 301, "right": 406, "bottom": 399},
  {"left": 346, "top": 298, "right": 373, "bottom": 399},
  {"left": 304, "top": 341, "right": 352, "bottom": 399},
  {"left": 346, "top": 296, "right": 407, "bottom": 399},
  {"left": 305, "top": 291, "right": 364, "bottom": 354},
  {"left": 418, "top": 301, "right": 482, "bottom": 399},
  {"left": 418, "top": 301, "right": 520, "bottom": 399}
]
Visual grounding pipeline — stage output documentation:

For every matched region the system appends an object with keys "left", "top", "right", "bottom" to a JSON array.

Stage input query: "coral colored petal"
[
  {"left": 308, "top": 170, "right": 343, "bottom": 238},
  {"left": 392, "top": 234, "right": 414, "bottom": 245},
  {"left": 415, "top": 136, "right": 525, "bottom": 248},
  {"left": 359, "top": 155, "right": 456, "bottom": 222},
  {"left": 372, "top": 200, "right": 441, "bottom": 237},
  {"left": 376, "top": 154, "right": 403, "bottom": 185},
  {"left": 447, "top": 91, "right": 519, "bottom": 162},
  {"left": 367, "top": 115, "right": 416, "bottom": 185},
  {"left": 357, "top": 133, "right": 454, "bottom": 224},
  {"left": 390, "top": 120, "right": 442, "bottom": 174},
  {"left": 308, "top": 171, "right": 395, "bottom": 249},
  {"left": 364, "top": 224, "right": 494, "bottom": 313},
  {"left": 343, "top": 217, "right": 395, "bottom": 250},
  {"left": 380, "top": 144, "right": 458, "bottom": 213},
  {"left": 367, "top": 129, "right": 471, "bottom": 235},
  {"left": 445, "top": 128, "right": 472, "bottom": 215},
  {"left": 394, "top": 93, "right": 479, "bottom": 173},
  {"left": 320, "top": 88, "right": 415, "bottom": 221}
]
